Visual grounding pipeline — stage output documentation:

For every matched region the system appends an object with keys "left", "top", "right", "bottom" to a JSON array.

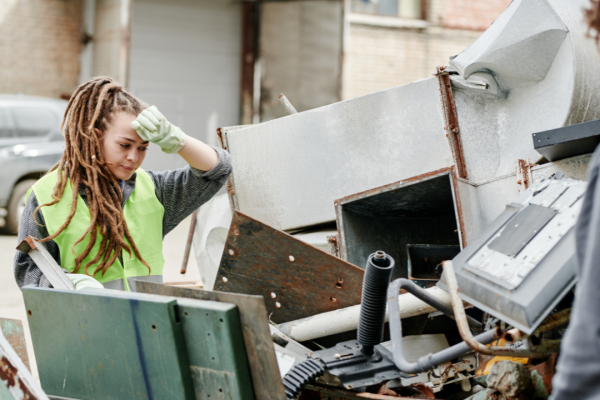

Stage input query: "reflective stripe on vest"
[{"left": 30, "top": 169, "right": 165, "bottom": 291}]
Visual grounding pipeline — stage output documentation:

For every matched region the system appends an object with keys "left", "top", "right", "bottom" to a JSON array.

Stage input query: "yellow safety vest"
[{"left": 29, "top": 168, "right": 165, "bottom": 291}]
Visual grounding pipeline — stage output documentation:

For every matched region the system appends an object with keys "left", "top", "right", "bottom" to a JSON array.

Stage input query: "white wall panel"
[{"left": 130, "top": 0, "right": 241, "bottom": 171}]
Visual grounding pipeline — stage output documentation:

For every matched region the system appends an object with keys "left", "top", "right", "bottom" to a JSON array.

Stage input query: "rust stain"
[
  {"left": 214, "top": 210, "right": 365, "bottom": 323},
  {"left": 335, "top": 167, "right": 455, "bottom": 206},
  {"left": 536, "top": 308, "right": 570, "bottom": 333},
  {"left": 0, "top": 356, "right": 38, "bottom": 399},
  {"left": 0, "top": 319, "right": 31, "bottom": 372},
  {"left": 436, "top": 66, "right": 467, "bottom": 179}
]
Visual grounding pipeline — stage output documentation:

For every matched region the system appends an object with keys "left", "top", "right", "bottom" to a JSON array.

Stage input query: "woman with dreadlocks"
[{"left": 14, "top": 76, "right": 231, "bottom": 291}]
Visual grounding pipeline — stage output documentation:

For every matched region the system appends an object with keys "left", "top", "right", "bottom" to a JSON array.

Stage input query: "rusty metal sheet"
[
  {"left": 0, "top": 319, "right": 29, "bottom": 373},
  {"left": 213, "top": 210, "right": 365, "bottom": 323},
  {"left": 0, "top": 327, "right": 48, "bottom": 400},
  {"left": 135, "top": 281, "right": 286, "bottom": 400},
  {"left": 436, "top": 67, "right": 467, "bottom": 179}
]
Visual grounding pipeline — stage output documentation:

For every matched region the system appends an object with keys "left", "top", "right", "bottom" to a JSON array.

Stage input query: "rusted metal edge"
[
  {"left": 443, "top": 261, "right": 561, "bottom": 358},
  {"left": 215, "top": 210, "right": 365, "bottom": 323},
  {"left": 334, "top": 167, "right": 454, "bottom": 206},
  {"left": 503, "top": 308, "right": 571, "bottom": 344},
  {"left": 217, "top": 126, "right": 243, "bottom": 211},
  {"left": 0, "top": 318, "right": 30, "bottom": 373},
  {"left": 16, "top": 236, "right": 75, "bottom": 291},
  {"left": 16, "top": 236, "right": 37, "bottom": 253},
  {"left": 516, "top": 158, "right": 533, "bottom": 193},
  {"left": 0, "top": 329, "right": 48, "bottom": 399},
  {"left": 436, "top": 66, "right": 467, "bottom": 179},
  {"left": 449, "top": 167, "right": 468, "bottom": 248},
  {"left": 180, "top": 209, "right": 199, "bottom": 274}
]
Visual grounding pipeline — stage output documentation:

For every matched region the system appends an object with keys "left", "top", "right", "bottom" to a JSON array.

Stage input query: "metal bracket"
[
  {"left": 16, "top": 236, "right": 75, "bottom": 291},
  {"left": 516, "top": 158, "right": 533, "bottom": 192}
]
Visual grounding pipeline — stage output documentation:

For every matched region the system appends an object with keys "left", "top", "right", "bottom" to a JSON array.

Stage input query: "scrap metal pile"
[
  {"left": 190, "top": 0, "right": 600, "bottom": 398},
  {"left": 4, "top": 0, "right": 600, "bottom": 399}
]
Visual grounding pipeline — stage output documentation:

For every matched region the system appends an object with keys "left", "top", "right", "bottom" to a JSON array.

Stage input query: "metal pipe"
[
  {"left": 278, "top": 93, "right": 298, "bottom": 115},
  {"left": 398, "top": 278, "right": 481, "bottom": 332},
  {"left": 180, "top": 208, "right": 199, "bottom": 274},
  {"left": 443, "top": 261, "right": 561, "bottom": 358},
  {"left": 276, "top": 285, "right": 474, "bottom": 342},
  {"left": 387, "top": 278, "right": 501, "bottom": 374}
]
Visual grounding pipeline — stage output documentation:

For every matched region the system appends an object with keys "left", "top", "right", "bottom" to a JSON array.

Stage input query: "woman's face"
[{"left": 98, "top": 112, "right": 149, "bottom": 181}]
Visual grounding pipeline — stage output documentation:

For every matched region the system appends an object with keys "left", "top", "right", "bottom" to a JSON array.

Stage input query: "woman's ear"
[{"left": 95, "top": 128, "right": 103, "bottom": 142}]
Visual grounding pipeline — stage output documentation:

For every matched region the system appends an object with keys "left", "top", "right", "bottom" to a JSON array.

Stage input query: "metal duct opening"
[{"left": 337, "top": 171, "right": 461, "bottom": 280}]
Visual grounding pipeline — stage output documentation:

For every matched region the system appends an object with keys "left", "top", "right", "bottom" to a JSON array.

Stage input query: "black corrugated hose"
[{"left": 282, "top": 359, "right": 326, "bottom": 399}]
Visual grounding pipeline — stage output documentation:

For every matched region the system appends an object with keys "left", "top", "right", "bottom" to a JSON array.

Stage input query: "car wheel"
[{"left": 5, "top": 179, "right": 37, "bottom": 235}]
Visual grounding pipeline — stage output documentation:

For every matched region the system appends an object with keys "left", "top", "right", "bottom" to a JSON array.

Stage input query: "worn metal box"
[
  {"left": 439, "top": 177, "right": 586, "bottom": 334},
  {"left": 23, "top": 287, "right": 254, "bottom": 400},
  {"left": 335, "top": 168, "right": 465, "bottom": 280}
]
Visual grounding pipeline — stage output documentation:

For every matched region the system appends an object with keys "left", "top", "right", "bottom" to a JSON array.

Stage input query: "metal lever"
[{"left": 16, "top": 236, "right": 75, "bottom": 290}]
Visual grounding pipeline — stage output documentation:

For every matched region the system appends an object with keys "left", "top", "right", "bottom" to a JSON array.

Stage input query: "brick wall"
[
  {"left": 342, "top": 0, "right": 511, "bottom": 100},
  {"left": 0, "top": 0, "right": 83, "bottom": 98},
  {"left": 442, "top": 0, "right": 512, "bottom": 31}
]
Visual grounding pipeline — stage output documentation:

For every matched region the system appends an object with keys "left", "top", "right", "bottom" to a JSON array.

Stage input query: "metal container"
[{"left": 335, "top": 168, "right": 464, "bottom": 281}]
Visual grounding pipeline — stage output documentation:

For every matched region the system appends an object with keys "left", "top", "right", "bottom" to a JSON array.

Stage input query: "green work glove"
[
  {"left": 131, "top": 106, "right": 187, "bottom": 154},
  {"left": 66, "top": 274, "right": 104, "bottom": 291}
]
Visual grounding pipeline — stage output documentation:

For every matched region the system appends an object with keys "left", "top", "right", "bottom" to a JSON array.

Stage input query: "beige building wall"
[
  {"left": 343, "top": 0, "right": 512, "bottom": 100},
  {"left": 0, "top": 0, "right": 83, "bottom": 98}
]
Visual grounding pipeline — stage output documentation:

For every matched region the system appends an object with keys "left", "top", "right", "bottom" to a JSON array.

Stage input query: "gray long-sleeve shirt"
[
  {"left": 14, "top": 146, "right": 231, "bottom": 289},
  {"left": 551, "top": 146, "right": 600, "bottom": 399}
]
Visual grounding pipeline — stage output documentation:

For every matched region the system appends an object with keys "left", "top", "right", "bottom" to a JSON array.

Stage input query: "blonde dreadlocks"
[{"left": 35, "top": 76, "right": 151, "bottom": 276}]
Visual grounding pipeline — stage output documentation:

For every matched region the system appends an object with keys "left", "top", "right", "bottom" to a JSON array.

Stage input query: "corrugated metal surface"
[
  {"left": 225, "top": 77, "right": 453, "bottom": 231},
  {"left": 129, "top": 0, "right": 242, "bottom": 171}
]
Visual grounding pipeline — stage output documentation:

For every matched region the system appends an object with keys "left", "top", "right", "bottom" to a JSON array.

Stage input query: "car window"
[
  {"left": 12, "top": 107, "right": 56, "bottom": 137},
  {"left": 0, "top": 108, "right": 13, "bottom": 138}
]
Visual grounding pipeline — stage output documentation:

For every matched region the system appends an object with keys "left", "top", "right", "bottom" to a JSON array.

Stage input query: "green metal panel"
[
  {"left": 22, "top": 287, "right": 195, "bottom": 400},
  {"left": 176, "top": 299, "right": 254, "bottom": 400}
]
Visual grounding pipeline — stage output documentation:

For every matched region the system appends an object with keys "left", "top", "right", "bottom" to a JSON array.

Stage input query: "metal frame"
[{"left": 16, "top": 236, "right": 74, "bottom": 290}]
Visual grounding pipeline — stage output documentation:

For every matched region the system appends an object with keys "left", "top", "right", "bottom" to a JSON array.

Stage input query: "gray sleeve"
[
  {"left": 146, "top": 145, "right": 232, "bottom": 236},
  {"left": 13, "top": 191, "right": 60, "bottom": 289},
  {"left": 551, "top": 148, "right": 600, "bottom": 399}
]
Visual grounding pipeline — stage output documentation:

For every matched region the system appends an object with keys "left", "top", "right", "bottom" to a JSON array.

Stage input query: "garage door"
[{"left": 129, "top": 0, "right": 241, "bottom": 171}]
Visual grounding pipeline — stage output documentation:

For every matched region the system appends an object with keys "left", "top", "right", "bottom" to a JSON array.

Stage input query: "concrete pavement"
[{"left": 0, "top": 215, "right": 200, "bottom": 380}]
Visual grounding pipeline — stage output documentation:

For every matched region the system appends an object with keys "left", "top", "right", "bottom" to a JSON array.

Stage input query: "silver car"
[{"left": 0, "top": 95, "right": 67, "bottom": 234}]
